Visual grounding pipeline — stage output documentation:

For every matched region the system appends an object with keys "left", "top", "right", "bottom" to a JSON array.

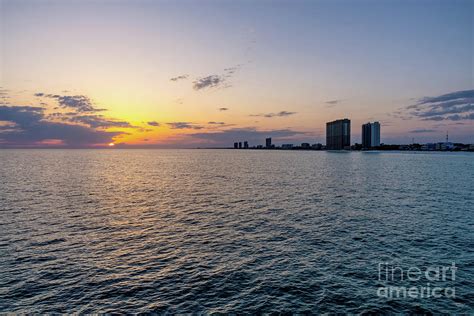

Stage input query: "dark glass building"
[
  {"left": 362, "top": 123, "right": 372, "bottom": 149},
  {"left": 326, "top": 119, "right": 351, "bottom": 150},
  {"left": 265, "top": 137, "right": 272, "bottom": 148}
]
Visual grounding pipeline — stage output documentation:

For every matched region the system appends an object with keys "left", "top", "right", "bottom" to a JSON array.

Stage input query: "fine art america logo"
[{"left": 377, "top": 262, "right": 457, "bottom": 299}]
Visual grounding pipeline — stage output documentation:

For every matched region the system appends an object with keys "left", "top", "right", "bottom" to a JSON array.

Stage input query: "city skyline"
[
  {"left": 1, "top": 0, "right": 473, "bottom": 148},
  {"left": 228, "top": 119, "right": 472, "bottom": 150}
]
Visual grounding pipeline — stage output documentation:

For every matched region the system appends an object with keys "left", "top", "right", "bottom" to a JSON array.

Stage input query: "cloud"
[
  {"left": 223, "top": 65, "right": 242, "bottom": 76},
  {"left": 205, "top": 121, "right": 235, "bottom": 129},
  {"left": 147, "top": 121, "right": 160, "bottom": 127},
  {"left": 406, "top": 90, "right": 474, "bottom": 121},
  {"left": 0, "top": 87, "right": 9, "bottom": 97},
  {"left": 167, "top": 122, "right": 204, "bottom": 130},
  {"left": 0, "top": 87, "right": 10, "bottom": 104},
  {"left": 250, "top": 111, "right": 297, "bottom": 118},
  {"left": 379, "top": 121, "right": 394, "bottom": 127},
  {"left": 416, "top": 90, "right": 474, "bottom": 105},
  {"left": 66, "top": 115, "right": 134, "bottom": 129},
  {"left": 193, "top": 75, "right": 227, "bottom": 90},
  {"left": 45, "top": 111, "right": 135, "bottom": 129},
  {"left": 170, "top": 74, "right": 189, "bottom": 82},
  {"left": 219, "top": 107, "right": 229, "bottom": 111},
  {"left": 35, "top": 93, "right": 106, "bottom": 112},
  {"left": 325, "top": 100, "right": 343, "bottom": 107},
  {"left": 409, "top": 129, "right": 437, "bottom": 133},
  {"left": 416, "top": 104, "right": 474, "bottom": 118},
  {"left": 325, "top": 100, "right": 341, "bottom": 104},
  {"left": 0, "top": 120, "right": 19, "bottom": 133},
  {"left": 0, "top": 105, "right": 123, "bottom": 147},
  {"left": 192, "top": 65, "right": 242, "bottom": 91}
]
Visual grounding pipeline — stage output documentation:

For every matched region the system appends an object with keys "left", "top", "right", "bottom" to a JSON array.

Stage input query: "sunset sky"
[{"left": 1, "top": 0, "right": 473, "bottom": 147}]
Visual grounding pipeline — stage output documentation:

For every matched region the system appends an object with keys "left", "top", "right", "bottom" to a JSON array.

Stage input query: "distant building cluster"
[
  {"left": 420, "top": 142, "right": 454, "bottom": 151},
  {"left": 233, "top": 141, "right": 248, "bottom": 149},
  {"left": 231, "top": 118, "right": 473, "bottom": 152}
]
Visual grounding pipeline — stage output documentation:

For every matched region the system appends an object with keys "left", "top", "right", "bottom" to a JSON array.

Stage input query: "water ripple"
[{"left": 1, "top": 149, "right": 473, "bottom": 313}]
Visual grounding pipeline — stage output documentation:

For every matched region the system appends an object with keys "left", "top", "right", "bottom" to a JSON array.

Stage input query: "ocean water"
[{"left": 0, "top": 149, "right": 473, "bottom": 313}]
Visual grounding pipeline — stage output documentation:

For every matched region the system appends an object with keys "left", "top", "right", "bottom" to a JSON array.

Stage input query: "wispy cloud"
[
  {"left": 65, "top": 115, "right": 134, "bottom": 129},
  {"left": 325, "top": 99, "right": 342, "bottom": 107},
  {"left": 406, "top": 90, "right": 474, "bottom": 121},
  {"left": 170, "top": 74, "right": 189, "bottom": 82},
  {"left": 147, "top": 121, "right": 160, "bottom": 127},
  {"left": 167, "top": 122, "right": 204, "bottom": 130},
  {"left": 218, "top": 107, "right": 229, "bottom": 111},
  {"left": 409, "top": 129, "right": 437, "bottom": 133},
  {"left": 0, "top": 87, "right": 9, "bottom": 97},
  {"left": 223, "top": 65, "right": 242, "bottom": 77},
  {"left": 207, "top": 121, "right": 226, "bottom": 125},
  {"left": 0, "top": 87, "right": 10, "bottom": 104},
  {"left": 250, "top": 111, "right": 297, "bottom": 118}
]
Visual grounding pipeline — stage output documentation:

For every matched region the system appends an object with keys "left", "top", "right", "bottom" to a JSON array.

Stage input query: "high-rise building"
[
  {"left": 362, "top": 122, "right": 380, "bottom": 148},
  {"left": 362, "top": 123, "right": 371, "bottom": 149},
  {"left": 244, "top": 141, "right": 249, "bottom": 149},
  {"left": 234, "top": 142, "right": 238, "bottom": 149},
  {"left": 265, "top": 137, "right": 272, "bottom": 148},
  {"left": 238, "top": 142, "right": 242, "bottom": 149},
  {"left": 371, "top": 122, "right": 380, "bottom": 147},
  {"left": 326, "top": 119, "right": 351, "bottom": 150}
]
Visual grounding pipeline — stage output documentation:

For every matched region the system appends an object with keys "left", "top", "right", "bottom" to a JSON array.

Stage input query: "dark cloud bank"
[
  {"left": 0, "top": 105, "right": 123, "bottom": 147},
  {"left": 0, "top": 93, "right": 135, "bottom": 147}
]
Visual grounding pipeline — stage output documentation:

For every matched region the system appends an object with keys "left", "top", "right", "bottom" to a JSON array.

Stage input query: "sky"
[{"left": 0, "top": 0, "right": 473, "bottom": 148}]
